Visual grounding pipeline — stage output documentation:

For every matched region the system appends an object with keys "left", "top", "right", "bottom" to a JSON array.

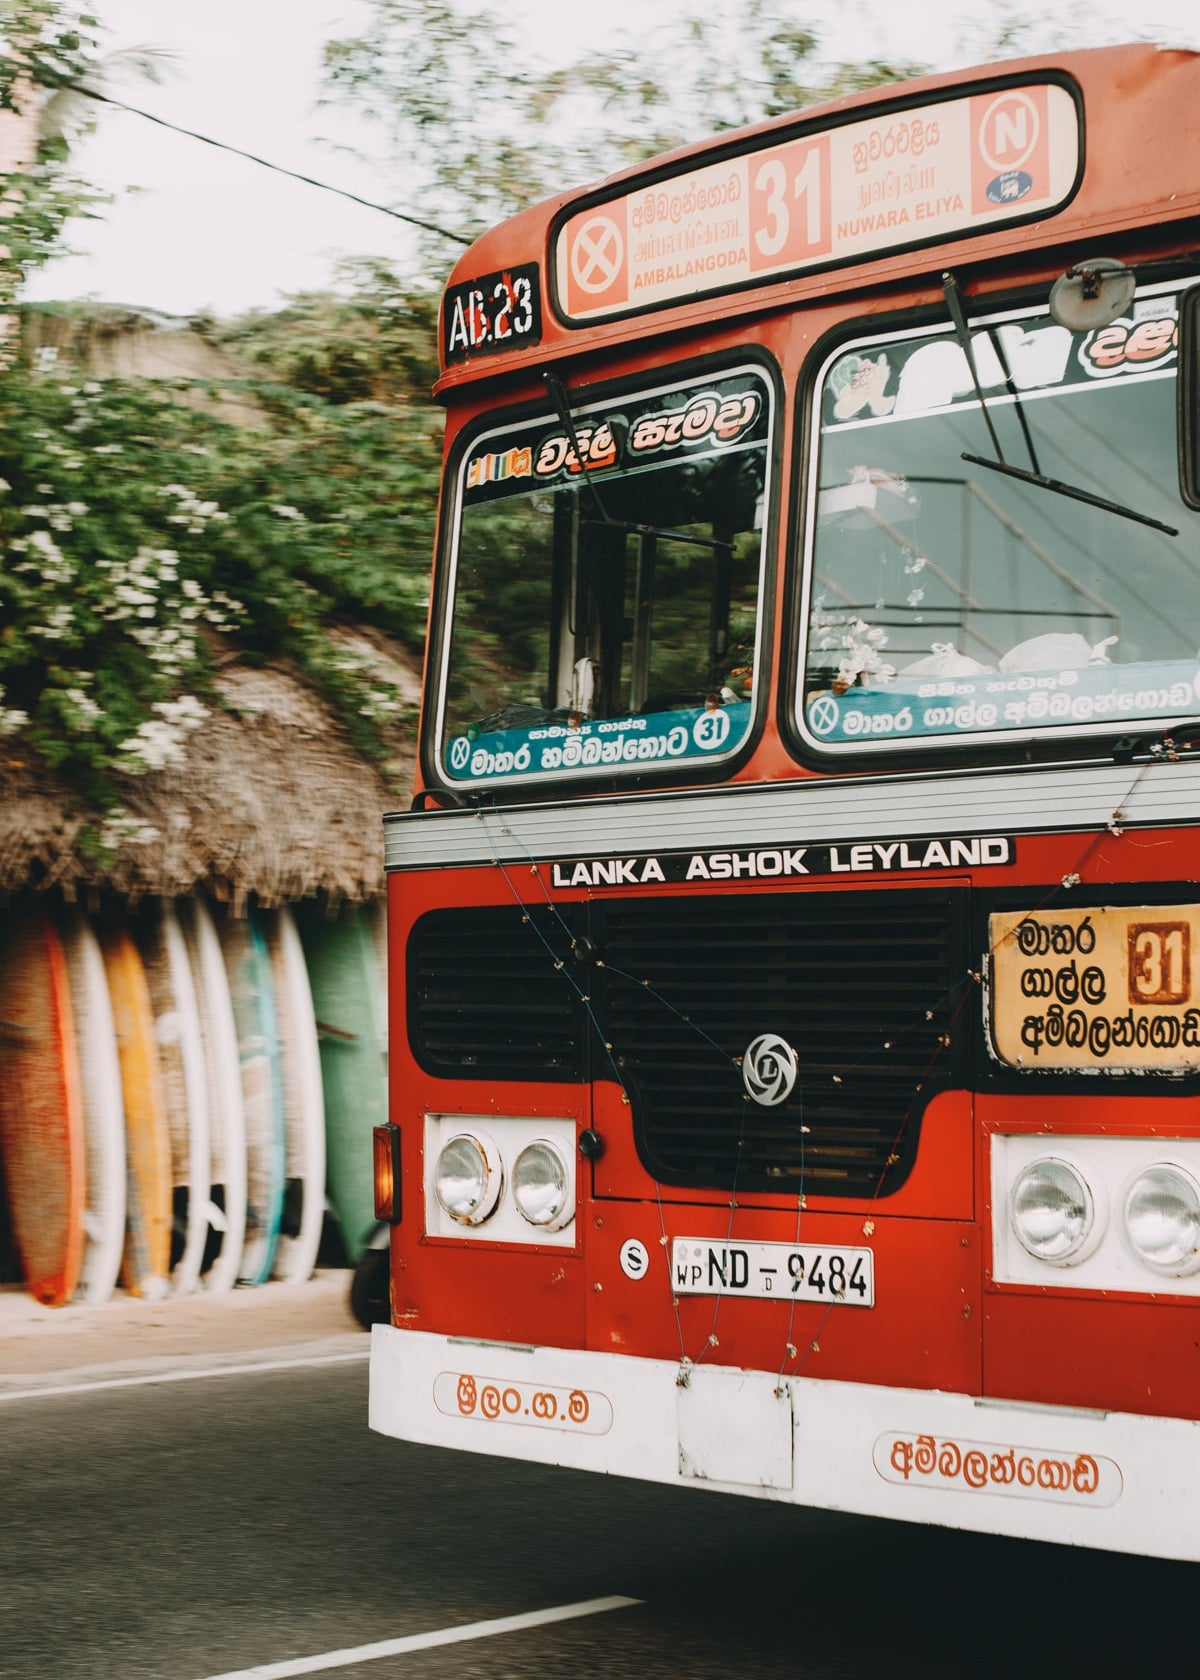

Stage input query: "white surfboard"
[
  {"left": 140, "top": 899, "right": 211, "bottom": 1295},
  {"left": 59, "top": 909, "right": 125, "bottom": 1303},
  {"left": 266, "top": 905, "right": 326, "bottom": 1283},
  {"left": 220, "top": 907, "right": 284, "bottom": 1285},
  {"left": 178, "top": 896, "right": 246, "bottom": 1295}
]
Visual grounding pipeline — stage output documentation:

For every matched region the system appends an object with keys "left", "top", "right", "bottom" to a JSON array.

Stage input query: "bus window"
[
  {"left": 798, "top": 281, "right": 1200, "bottom": 755},
  {"left": 433, "top": 365, "right": 771, "bottom": 790}
]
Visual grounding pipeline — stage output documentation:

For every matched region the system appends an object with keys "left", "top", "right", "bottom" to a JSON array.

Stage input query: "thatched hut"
[{"left": 0, "top": 638, "right": 420, "bottom": 909}]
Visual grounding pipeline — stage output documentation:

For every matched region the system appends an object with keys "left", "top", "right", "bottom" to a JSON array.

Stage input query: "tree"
[
  {"left": 322, "top": 0, "right": 926, "bottom": 266},
  {"left": 0, "top": 3, "right": 173, "bottom": 335},
  {"left": 0, "top": 3, "right": 101, "bottom": 328}
]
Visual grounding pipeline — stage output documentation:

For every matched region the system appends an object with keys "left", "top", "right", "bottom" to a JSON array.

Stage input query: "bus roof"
[{"left": 435, "top": 42, "right": 1200, "bottom": 391}]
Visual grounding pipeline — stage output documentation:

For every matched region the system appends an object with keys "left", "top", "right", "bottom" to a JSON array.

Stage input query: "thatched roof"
[{"left": 0, "top": 639, "right": 421, "bottom": 907}]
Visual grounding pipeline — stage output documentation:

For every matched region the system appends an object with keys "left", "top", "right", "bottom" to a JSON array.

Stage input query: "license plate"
[{"left": 671, "top": 1238, "right": 874, "bottom": 1307}]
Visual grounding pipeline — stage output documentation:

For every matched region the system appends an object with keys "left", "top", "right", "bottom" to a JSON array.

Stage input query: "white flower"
[
  {"left": 31, "top": 602, "right": 75, "bottom": 641},
  {"left": 117, "top": 698, "right": 208, "bottom": 773},
  {"left": 65, "top": 687, "right": 102, "bottom": 723},
  {"left": 24, "top": 527, "right": 73, "bottom": 585},
  {"left": 97, "top": 808, "right": 160, "bottom": 848}
]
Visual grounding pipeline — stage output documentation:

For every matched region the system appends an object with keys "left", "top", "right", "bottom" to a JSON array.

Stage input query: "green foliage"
[
  {"left": 0, "top": 337, "right": 440, "bottom": 802},
  {"left": 0, "top": 2, "right": 100, "bottom": 114},
  {"left": 0, "top": 1, "right": 443, "bottom": 810},
  {"left": 213, "top": 260, "right": 439, "bottom": 408}
]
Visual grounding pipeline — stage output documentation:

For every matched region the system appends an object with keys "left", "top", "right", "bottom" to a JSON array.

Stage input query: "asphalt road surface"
[{"left": 1, "top": 1343, "right": 1195, "bottom": 1680}]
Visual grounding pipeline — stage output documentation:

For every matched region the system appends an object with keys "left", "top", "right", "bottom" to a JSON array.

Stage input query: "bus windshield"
[
  {"left": 434, "top": 365, "right": 772, "bottom": 790},
  {"left": 799, "top": 281, "right": 1200, "bottom": 754}
]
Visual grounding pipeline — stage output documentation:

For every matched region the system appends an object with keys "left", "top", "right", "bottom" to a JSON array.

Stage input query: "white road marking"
[
  {"left": 0, "top": 1349, "right": 368, "bottom": 1404},
  {"left": 194, "top": 1596, "right": 643, "bottom": 1680}
]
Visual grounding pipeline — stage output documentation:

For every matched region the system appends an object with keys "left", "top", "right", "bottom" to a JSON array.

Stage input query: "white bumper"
[{"left": 370, "top": 1325, "right": 1200, "bottom": 1561}]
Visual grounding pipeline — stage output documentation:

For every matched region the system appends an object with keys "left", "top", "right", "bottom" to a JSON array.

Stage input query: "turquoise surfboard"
[{"left": 297, "top": 904, "right": 386, "bottom": 1264}]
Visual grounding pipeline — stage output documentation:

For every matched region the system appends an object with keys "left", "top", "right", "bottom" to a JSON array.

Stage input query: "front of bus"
[{"left": 371, "top": 44, "right": 1200, "bottom": 1562}]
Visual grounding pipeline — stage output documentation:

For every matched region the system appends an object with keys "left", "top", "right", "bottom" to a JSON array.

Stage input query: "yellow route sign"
[{"left": 989, "top": 905, "right": 1200, "bottom": 1072}]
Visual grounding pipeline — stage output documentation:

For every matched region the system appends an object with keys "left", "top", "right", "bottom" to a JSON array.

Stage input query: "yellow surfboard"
[{"left": 100, "top": 922, "right": 172, "bottom": 1299}]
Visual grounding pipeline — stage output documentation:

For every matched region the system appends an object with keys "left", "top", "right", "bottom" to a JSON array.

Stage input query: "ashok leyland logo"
[{"left": 742, "top": 1033, "right": 799, "bottom": 1106}]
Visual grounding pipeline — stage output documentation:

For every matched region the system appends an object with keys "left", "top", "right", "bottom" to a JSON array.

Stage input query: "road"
[{"left": 0, "top": 1355, "right": 1193, "bottom": 1680}]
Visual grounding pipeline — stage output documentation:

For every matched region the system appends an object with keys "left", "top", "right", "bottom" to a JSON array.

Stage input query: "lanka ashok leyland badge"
[{"left": 742, "top": 1033, "right": 799, "bottom": 1105}]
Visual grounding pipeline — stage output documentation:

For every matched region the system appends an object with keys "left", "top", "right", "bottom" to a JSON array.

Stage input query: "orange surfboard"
[
  {"left": 0, "top": 902, "right": 86, "bottom": 1306},
  {"left": 100, "top": 922, "right": 172, "bottom": 1299}
]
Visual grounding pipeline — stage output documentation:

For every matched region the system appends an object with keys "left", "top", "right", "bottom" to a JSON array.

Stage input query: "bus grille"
[
  {"left": 407, "top": 889, "right": 965, "bottom": 1197},
  {"left": 599, "top": 890, "right": 965, "bottom": 1197},
  {"left": 408, "top": 904, "right": 586, "bottom": 1079}
]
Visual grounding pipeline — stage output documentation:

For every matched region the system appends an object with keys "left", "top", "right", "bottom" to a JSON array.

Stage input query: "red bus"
[{"left": 369, "top": 43, "right": 1200, "bottom": 1561}]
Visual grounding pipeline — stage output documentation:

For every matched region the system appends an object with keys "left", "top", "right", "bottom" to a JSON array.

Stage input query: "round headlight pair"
[
  {"left": 433, "top": 1132, "right": 573, "bottom": 1231},
  {"left": 1010, "top": 1155, "right": 1200, "bottom": 1275}
]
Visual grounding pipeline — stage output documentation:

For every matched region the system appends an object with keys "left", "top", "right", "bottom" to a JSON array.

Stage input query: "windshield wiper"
[
  {"left": 960, "top": 452, "right": 1178, "bottom": 536},
  {"left": 941, "top": 271, "right": 1178, "bottom": 538},
  {"left": 541, "top": 369, "right": 723, "bottom": 552}
]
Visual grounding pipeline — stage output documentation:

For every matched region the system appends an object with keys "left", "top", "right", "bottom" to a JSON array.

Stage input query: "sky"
[{"left": 20, "top": 0, "right": 1200, "bottom": 319}]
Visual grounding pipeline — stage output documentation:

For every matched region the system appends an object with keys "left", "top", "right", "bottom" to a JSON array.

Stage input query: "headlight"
[
  {"left": 434, "top": 1132, "right": 502, "bottom": 1226},
  {"left": 512, "top": 1139, "right": 573, "bottom": 1230},
  {"left": 1123, "top": 1164, "right": 1200, "bottom": 1276},
  {"left": 1010, "top": 1157, "right": 1096, "bottom": 1263}
]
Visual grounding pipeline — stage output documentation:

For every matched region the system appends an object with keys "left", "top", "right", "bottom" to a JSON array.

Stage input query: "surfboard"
[
  {"left": 264, "top": 905, "right": 326, "bottom": 1283},
  {"left": 219, "top": 906, "right": 284, "bottom": 1285},
  {"left": 0, "top": 901, "right": 86, "bottom": 1306},
  {"left": 367, "top": 897, "right": 388, "bottom": 1011},
  {"left": 177, "top": 896, "right": 246, "bottom": 1294},
  {"left": 298, "top": 904, "right": 387, "bottom": 1264},
  {"left": 140, "top": 900, "right": 211, "bottom": 1296},
  {"left": 60, "top": 908, "right": 126, "bottom": 1304},
  {"left": 99, "top": 920, "right": 172, "bottom": 1300}
]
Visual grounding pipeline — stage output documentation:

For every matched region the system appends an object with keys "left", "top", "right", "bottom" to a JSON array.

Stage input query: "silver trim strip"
[{"left": 384, "top": 756, "right": 1200, "bottom": 873}]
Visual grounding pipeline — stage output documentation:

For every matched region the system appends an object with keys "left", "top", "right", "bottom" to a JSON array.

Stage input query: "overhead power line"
[{"left": 73, "top": 84, "right": 474, "bottom": 248}]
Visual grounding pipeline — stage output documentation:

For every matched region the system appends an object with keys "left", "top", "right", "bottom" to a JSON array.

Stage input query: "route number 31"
[
  {"left": 749, "top": 139, "right": 832, "bottom": 273},
  {"left": 1129, "top": 922, "right": 1191, "bottom": 1006}
]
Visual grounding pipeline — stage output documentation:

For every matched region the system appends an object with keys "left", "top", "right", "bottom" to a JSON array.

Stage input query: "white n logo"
[{"left": 979, "top": 92, "right": 1040, "bottom": 172}]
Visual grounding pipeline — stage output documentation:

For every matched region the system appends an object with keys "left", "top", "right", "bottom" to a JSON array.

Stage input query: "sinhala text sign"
[
  {"left": 990, "top": 905, "right": 1200, "bottom": 1072},
  {"left": 554, "top": 81, "right": 1080, "bottom": 322}
]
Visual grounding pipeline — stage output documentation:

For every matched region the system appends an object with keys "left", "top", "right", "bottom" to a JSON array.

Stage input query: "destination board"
[
  {"left": 990, "top": 905, "right": 1200, "bottom": 1072},
  {"left": 554, "top": 81, "right": 1080, "bottom": 322}
]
